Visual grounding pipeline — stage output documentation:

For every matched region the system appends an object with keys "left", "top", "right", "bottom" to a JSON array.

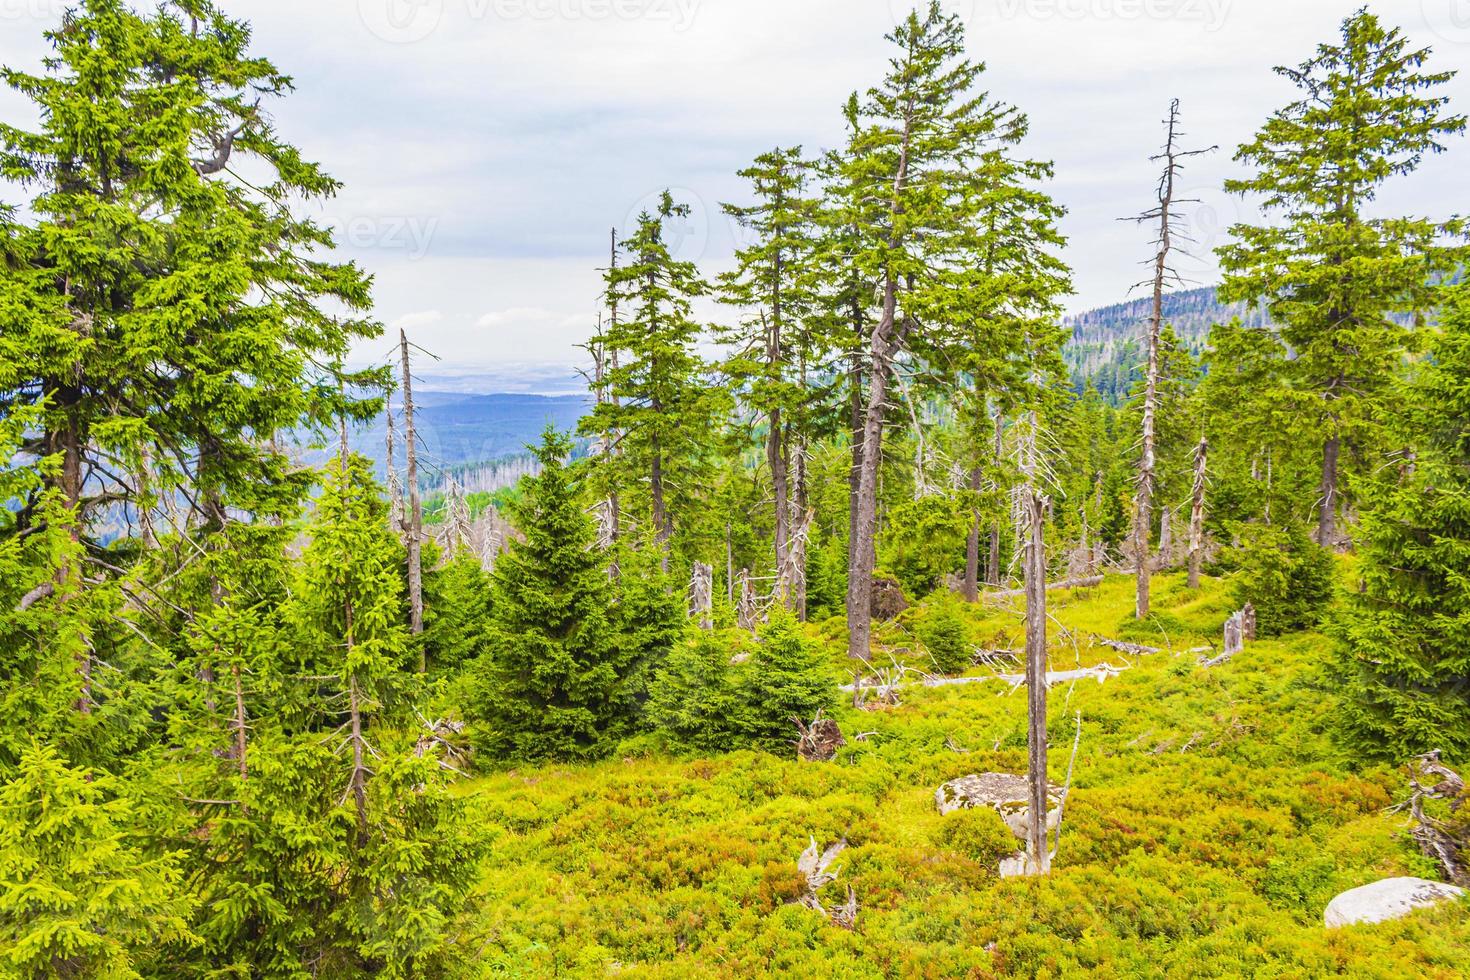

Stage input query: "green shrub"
[
  {"left": 1230, "top": 522, "right": 1335, "bottom": 635},
  {"left": 935, "top": 806, "right": 1018, "bottom": 867},
  {"left": 916, "top": 598, "right": 972, "bottom": 675}
]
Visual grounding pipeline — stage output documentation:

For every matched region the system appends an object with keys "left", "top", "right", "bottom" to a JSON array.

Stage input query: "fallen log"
[{"left": 983, "top": 575, "right": 1103, "bottom": 601}]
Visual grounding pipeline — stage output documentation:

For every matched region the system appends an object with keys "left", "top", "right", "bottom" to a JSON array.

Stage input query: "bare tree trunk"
[
  {"left": 399, "top": 330, "right": 425, "bottom": 670},
  {"left": 650, "top": 424, "right": 670, "bottom": 566},
  {"left": 1187, "top": 436, "right": 1208, "bottom": 589},
  {"left": 769, "top": 406, "right": 790, "bottom": 604},
  {"left": 793, "top": 432, "right": 810, "bottom": 620},
  {"left": 1317, "top": 432, "right": 1340, "bottom": 548},
  {"left": 1129, "top": 100, "right": 1213, "bottom": 619},
  {"left": 1021, "top": 414, "right": 1051, "bottom": 876},
  {"left": 847, "top": 351, "right": 863, "bottom": 580},
  {"left": 963, "top": 464, "right": 982, "bottom": 602},
  {"left": 846, "top": 275, "right": 900, "bottom": 660},
  {"left": 987, "top": 410, "right": 1004, "bottom": 587},
  {"left": 607, "top": 228, "right": 622, "bottom": 547}
]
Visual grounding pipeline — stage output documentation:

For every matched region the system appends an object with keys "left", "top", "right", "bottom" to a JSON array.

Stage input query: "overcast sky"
[{"left": 2, "top": 0, "right": 1468, "bottom": 384}]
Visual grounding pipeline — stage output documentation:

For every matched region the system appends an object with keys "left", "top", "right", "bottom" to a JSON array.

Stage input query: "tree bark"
[
  {"left": 963, "top": 465, "right": 983, "bottom": 602},
  {"left": 1317, "top": 432, "right": 1340, "bottom": 547},
  {"left": 1187, "top": 436, "right": 1208, "bottom": 589},
  {"left": 987, "top": 411, "right": 1004, "bottom": 586},
  {"left": 399, "top": 331, "right": 426, "bottom": 670},
  {"left": 845, "top": 275, "right": 900, "bottom": 660},
  {"left": 1021, "top": 416, "right": 1051, "bottom": 876}
]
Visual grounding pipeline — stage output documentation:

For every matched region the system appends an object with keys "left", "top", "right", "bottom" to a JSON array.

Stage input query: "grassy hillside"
[{"left": 449, "top": 573, "right": 1468, "bottom": 978}]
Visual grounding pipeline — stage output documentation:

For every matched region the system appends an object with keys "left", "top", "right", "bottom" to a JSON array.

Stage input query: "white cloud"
[
  {"left": 389, "top": 310, "right": 445, "bottom": 330},
  {"left": 4, "top": 0, "right": 1465, "bottom": 377}
]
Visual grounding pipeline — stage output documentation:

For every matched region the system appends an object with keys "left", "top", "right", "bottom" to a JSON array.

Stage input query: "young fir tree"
[
  {"left": 1337, "top": 284, "right": 1470, "bottom": 763},
  {"left": 646, "top": 630, "right": 743, "bottom": 753},
  {"left": 1218, "top": 9, "right": 1467, "bottom": 546},
  {"left": 584, "top": 193, "right": 724, "bottom": 561},
  {"left": 738, "top": 611, "right": 836, "bottom": 750},
  {"left": 177, "top": 453, "right": 477, "bottom": 977},
  {"left": 717, "top": 147, "right": 831, "bottom": 612},
  {"left": 422, "top": 547, "right": 494, "bottom": 674},
  {"left": 0, "top": 743, "right": 194, "bottom": 978},
  {"left": 471, "top": 429, "right": 631, "bottom": 761},
  {"left": 612, "top": 535, "right": 686, "bottom": 712}
]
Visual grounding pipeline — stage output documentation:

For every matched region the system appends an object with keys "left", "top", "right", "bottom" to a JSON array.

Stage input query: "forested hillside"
[
  {"left": 1062, "top": 287, "right": 1267, "bottom": 402},
  {"left": 2, "top": 3, "right": 1468, "bottom": 978}
]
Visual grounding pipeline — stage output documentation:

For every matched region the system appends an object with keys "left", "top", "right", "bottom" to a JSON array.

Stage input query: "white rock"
[{"left": 1323, "top": 877, "right": 1465, "bottom": 928}]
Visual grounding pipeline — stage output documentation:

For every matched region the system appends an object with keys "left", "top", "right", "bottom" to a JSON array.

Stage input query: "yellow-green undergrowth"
[{"left": 453, "top": 573, "right": 1468, "bottom": 978}]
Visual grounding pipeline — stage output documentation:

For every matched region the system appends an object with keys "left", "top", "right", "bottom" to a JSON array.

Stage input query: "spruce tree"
[
  {"left": 717, "top": 147, "right": 832, "bottom": 611},
  {"left": 584, "top": 193, "right": 725, "bottom": 560},
  {"left": 1218, "top": 9, "right": 1467, "bottom": 546},
  {"left": 1337, "top": 284, "right": 1470, "bottom": 762},
  {"left": 0, "top": 743, "right": 194, "bottom": 978},
  {"left": 471, "top": 429, "right": 631, "bottom": 761},
  {"left": 837, "top": 1, "right": 1068, "bottom": 656},
  {"left": 739, "top": 611, "right": 836, "bottom": 750}
]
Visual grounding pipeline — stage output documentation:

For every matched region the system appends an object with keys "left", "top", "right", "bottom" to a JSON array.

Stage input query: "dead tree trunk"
[
  {"left": 1187, "top": 436, "right": 1208, "bottom": 588},
  {"left": 607, "top": 228, "right": 622, "bottom": 549},
  {"left": 963, "top": 463, "right": 983, "bottom": 602},
  {"left": 399, "top": 330, "right": 425, "bottom": 671},
  {"left": 987, "top": 410, "right": 1004, "bottom": 587},
  {"left": 1021, "top": 413, "right": 1051, "bottom": 876},
  {"left": 737, "top": 569, "right": 758, "bottom": 632},
  {"left": 1126, "top": 99, "right": 1214, "bottom": 620},
  {"left": 690, "top": 562, "right": 714, "bottom": 630},
  {"left": 792, "top": 434, "right": 810, "bottom": 620}
]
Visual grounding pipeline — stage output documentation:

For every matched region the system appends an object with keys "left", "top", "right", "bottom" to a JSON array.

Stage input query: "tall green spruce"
[
  {"left": 1219, "top": 9, "right": 1466, "bottom": 547},
  {"left": 585, "top": 193, "right": 725, "bottom": 562},
  {"left": 0, "top": 0, "right": 383, "bottom": 747},
  {"left": 838, "top": 2, "right": 1066, "bottom": 656},
  {"left": 717, "top": 147, "right": 831, "bottom": 614},
  {"left": 471, "top": 429, "right": 633, "bottom": 761},
  {"left": 1337, "top": 283, "right": 1470, "bottom": 763},
  {"left": 178, "top": 452, "right": 479, "bottom": 977}
]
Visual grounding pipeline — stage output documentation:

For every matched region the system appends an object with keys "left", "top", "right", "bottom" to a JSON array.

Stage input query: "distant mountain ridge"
[
  {"left": 1062, "top": 286, "right": 1267, "bottom": 403},
  {"left": 347, "top": 391, "right": 589, "bottom": 489}
]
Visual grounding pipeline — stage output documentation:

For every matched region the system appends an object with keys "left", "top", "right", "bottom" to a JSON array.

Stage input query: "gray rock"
[
  {"left": 1323, "top": 876, "right": 1465, "bottom": 928},
  {"left": 934, "top": 772, "right": 1061, "bottom": 841}
]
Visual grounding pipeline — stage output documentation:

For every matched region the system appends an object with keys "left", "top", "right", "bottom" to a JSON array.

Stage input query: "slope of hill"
[
  {"left": 451, "top": 572, "right": 1468, "bottom": 976},
  {"left": 1062, "top": 286, "right": 1268, "bottom": 403}
]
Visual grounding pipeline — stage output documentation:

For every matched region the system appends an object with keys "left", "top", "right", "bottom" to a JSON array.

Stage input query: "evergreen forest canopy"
[{"left": 1, "top": 2, "right": 1469, "bottom": 976}]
